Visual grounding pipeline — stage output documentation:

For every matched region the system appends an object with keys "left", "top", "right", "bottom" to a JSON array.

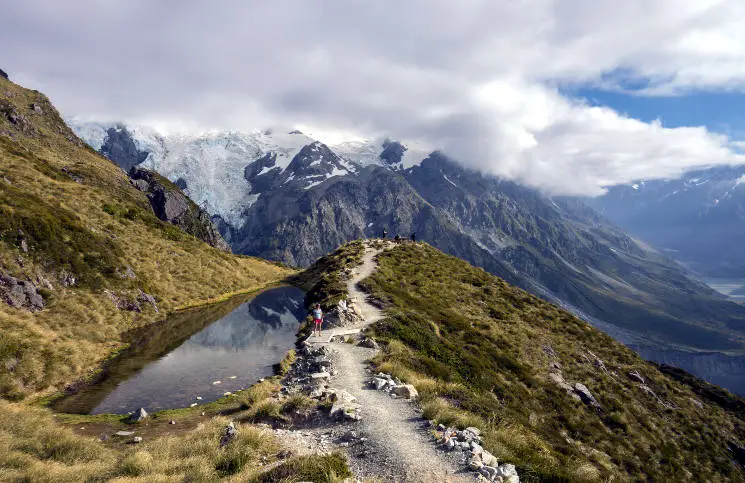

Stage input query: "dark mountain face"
[
  {"left": 75, "top": 125, "right": 745, "bottom": 394},
  {"left": 100, "top": 125, "right": 150, "bottom": 172},
  {"left": 585, "top": 165, "right": 745, "bottom": 278}
]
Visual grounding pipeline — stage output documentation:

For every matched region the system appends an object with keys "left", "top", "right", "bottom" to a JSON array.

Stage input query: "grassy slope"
[
  {"left": 0, "top": 77, "right": 292, "bottom": 400},
  {"left": 307, "top": 241, "right": 745, "bottom": 481},
  {"left": 0, "top": 79, "right": 355, "bottom": 480}
]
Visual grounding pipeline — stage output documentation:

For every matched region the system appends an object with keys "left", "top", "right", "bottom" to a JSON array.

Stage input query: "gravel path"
[{"left": 322, "top": 246, "right": 472, "bottom": 482}]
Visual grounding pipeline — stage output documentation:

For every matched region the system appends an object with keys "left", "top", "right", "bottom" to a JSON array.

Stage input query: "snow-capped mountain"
[
  {"left": 585, "top": 165, "right": 745, "bottom": 278},
  {"left": 69, "top": 120, "right": 745, "bottom": 395}
]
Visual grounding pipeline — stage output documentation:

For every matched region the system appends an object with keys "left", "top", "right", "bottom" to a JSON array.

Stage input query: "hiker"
[
  {"left": 311, "top": 303, "right": 323, "bottom": 337},
  {"left": 394, "top": 233, "right": 401, "bottom": 243},
  {"left": 382, "top": 227, "right": 388, "bottom": 239},
  {"left": 411, "top": 232, "right": 416, "bottom": 243}
]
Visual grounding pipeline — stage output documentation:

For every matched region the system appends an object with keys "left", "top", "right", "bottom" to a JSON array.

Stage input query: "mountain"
[
  {"left": 300, "top": 241, "right": 745, "bottom": 481},
  {"left": 0, "top": 77, "right": 290, "bottom": 401},
  {"left": 585, "top": 165, "right": 745, "bottom": 278},
  {"left": 70, "top": 121, "right": 745, "bottom": 395}
]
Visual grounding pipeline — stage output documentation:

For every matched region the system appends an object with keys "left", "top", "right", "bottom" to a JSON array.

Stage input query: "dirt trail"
[{"left": 323, "top": 246, "right": 470, "bottom": 482}]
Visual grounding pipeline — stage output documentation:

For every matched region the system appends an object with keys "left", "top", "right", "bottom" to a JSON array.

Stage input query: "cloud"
[{"left": 2, "top": 0, "right": 745, "bottom": 195}]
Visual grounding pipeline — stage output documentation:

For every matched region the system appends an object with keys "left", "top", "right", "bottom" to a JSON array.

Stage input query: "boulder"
[
  {"left": 0, "top": 68, "right": 7, "bottom": 79},
  {"left": 496, "top": 463, "right": 520, "bottom": 482},
  {"left": 359, "top": 337, "right": 380, "bottom": 350},
  {"left": 114, "top": 431, "right": 135, "bottom": 437},
  {"left": 128, "top": 407, "right": 149, "bottom": 423},
  {"left": 480, "top": 465, "right": 498, "bottom": 480},
  {"left": 132, "top": 436, "right": 143, "bottom": 444},
  {"left": 481, "top": 450, "right": 499, "bottom": 467},
  {"left": 392, "top": 384, "right": 419, "bottom": 400},
  {"left": 370, "top": 377, "right": 388, "bottom": 390},
  {"left": 0, "top": 273, "right": 44, "bottom": 311},
  {"left": 574, "top": 383, "right": 601, "bottom": 409}
]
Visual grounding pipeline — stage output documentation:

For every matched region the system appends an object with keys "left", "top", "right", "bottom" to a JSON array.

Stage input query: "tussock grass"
[
  {"left": 0, "top": 77, "right": 292, "bottom": 401},
  {"left": 253, "top": 452, "right": 352, "bottom": 482},
  {"left": 304, "top": 241, "right": 745, "bottom": 481},
  {"left": 0, "top": 400, "right": 280, "bottom": 480}
]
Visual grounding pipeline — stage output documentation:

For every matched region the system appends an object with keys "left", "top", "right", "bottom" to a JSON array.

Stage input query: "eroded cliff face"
[
  {"left": 72, "top": 122, "right": 745, "bottom": 368},
  {"left": 129, "top": 167, "right": 230, "bottom": 252}
]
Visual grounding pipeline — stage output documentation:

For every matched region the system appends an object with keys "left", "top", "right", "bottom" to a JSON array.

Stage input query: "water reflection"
[{"left": 54, "top": 286, "right": 306, "bottom": 415}]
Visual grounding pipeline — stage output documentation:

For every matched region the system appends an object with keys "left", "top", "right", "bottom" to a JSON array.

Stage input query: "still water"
[{"left": 55, "top": 286, "right": 306, "bottom": 415}]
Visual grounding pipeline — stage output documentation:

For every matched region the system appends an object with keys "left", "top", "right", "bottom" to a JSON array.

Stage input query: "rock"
[
  {"left": 359, "top": 337, "right": 380, "bottom": 350},
  {"left": 212, "top": 380, "right": 222, "bottom": 385},
  {"left": 328, "top": 389, "right": 361, "bottom": 421},
  {"left": 128, "top": 407, "right": 148, "bottom": 423},
  {"left": 0, "top": 273, "right": 44, "bottom": 311},
  {"left": 220, "top": 422, "right": 237, "bottom": 447},
  {"left": 471, "top": 442, "right": 484, "bottom": 454},
  {"left": 370, "top": 377, "right": 388, "bottom": 390},
  {"left": 310, "top": 372, "right": 331, "bottom": 380},
  {"left": 628, "top": 370, "right": 645, "bottom": 384},
  {"left": 30, "top": 103, "right": 43, "bottom": 114},
  {"left": 114, "top": 431, "right": 135, "bottom": 437},
  {"left": 0, "top": 68, "right": 7, "bottom": 79},
  {"left": 445, "top": 438, "right": 456, "bottom": 451},
  {"left": 481, "top": 450, "right": 499, "bottom": 467},
  {"left": 169, "top": 420, "right": 176, "bottom": 425},
  {"left": 128, "top": 167, "right": 230, "bottom": 251},
  {"left": 132, "top": 436, "right": 143, "bottom": 443},
  {"left": 469, "top": 454, "right": 484, "bottom": 470},
  {"left": 497, "top": 464, "right": 519, "bottom": 482},
  {"left": 190, "top": 403, "right": 198, "bottom": 407},
  {"left": 137, "top": 290, "right": 158, "bottom": 313},
  {"left": 573, "top": 383, "right": 601, "bottom": 409},
  {"left": 480, "top": 465, "right": 498, "bottom": 480},
  {"left": 437, "top": 424, "right": 446, "bottom": 432},
  {"left": 465, "top": 427, "right": 481, "bottom": 437},
  {"left": 392, "top": 384, "right": 419, "bottom": 400}
]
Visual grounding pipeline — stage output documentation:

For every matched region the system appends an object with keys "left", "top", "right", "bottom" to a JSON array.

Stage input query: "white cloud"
[{"left": 2, "top": 0, "right": 745, "bottom": 195}]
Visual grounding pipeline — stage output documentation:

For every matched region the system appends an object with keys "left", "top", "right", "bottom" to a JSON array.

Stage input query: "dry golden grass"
[
  {"left": 0, "top": 75, "right": 348, "bottom": 482},
  {"left": 0, "top": 400, "right": 284, "bottom": 482},
  {"left": 0, "top": 76, "right": 293, "bottom": 401}
]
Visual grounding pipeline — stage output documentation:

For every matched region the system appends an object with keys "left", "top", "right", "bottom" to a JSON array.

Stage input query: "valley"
[{"left": 69, "top": 120, "right": 745, "bottom": 396}]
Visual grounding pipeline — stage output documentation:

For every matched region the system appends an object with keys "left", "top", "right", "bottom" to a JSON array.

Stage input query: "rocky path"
[{"left": 317, "top": 247, "right": 471, "bottom": 481}]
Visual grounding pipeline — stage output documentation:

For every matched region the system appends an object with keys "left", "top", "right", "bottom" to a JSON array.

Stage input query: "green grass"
[
  {"left": 305, "top": 241, "right": 745, "bottom": 481},
  {"left": 0, "top": 75, "right": 293, "bottom": 402},
  {"left": 253, "top": 452, "right": 352, "bottom": 482}
]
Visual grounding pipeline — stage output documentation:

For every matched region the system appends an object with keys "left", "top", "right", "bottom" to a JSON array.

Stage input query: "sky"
[{"left": 2, "top": 0, "right": 745, "bottom": 196}]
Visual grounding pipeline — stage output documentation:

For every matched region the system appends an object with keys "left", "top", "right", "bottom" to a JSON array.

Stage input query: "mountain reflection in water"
[{"left": 61, "top": 286, "right": 306, "bottom": 415}]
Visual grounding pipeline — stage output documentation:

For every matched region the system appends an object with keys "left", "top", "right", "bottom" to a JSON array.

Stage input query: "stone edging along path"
[{"left": 276, "top": 242, "right": 520, "bottom": 482}]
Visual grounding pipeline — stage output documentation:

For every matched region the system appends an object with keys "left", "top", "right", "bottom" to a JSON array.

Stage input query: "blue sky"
[
  {"left": 3, "top": 0, "right": 745, "bottom": 195},
  {"left": 572, "top": 87, "right": 745, "bottom": 140}
]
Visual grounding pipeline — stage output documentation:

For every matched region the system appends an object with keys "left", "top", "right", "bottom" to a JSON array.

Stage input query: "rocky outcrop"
[
  {"left": 0, "top": 273, "right": 43, "bottom": 311},
  {"left": 129, "top": 167, "right": 230, "bottom": 252},
  {"left": 0, "top": 68, "right": 8, "bottom": 79},
  {"left": 101, "top": 125, "right": 150, "bottom": 172},
  {"left": 368, "top": 373, "right": 419, "bottom": 400},
  {"left": 127, "top": 407, "right": 148, "bottom": 423}
]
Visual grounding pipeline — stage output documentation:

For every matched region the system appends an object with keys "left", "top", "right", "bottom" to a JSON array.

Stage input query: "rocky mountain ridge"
[
  {"left": 585, "top": 165, "right": 745, "bottom": 278},
  {"left": 70, "top": 121, "right": 745, "bottom": 395}
]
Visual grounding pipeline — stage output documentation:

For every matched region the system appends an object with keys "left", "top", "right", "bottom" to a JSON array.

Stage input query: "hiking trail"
[{"left": 303, "top": 244, "right": 472, "bottom": 481}]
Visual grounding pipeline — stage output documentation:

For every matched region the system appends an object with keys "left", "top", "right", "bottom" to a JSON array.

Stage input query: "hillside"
[
  {"left": 585, "top": 165, "right": 745, "bottom": 278},
  {"left": 0, "top": 76, "right": 291, "bottom": 401},
  {"left": 301, "top": 241, "right": 745, "bottom": 481},
  {"left": 70, "top": 122, "right": 745, "bottom": 371}
]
